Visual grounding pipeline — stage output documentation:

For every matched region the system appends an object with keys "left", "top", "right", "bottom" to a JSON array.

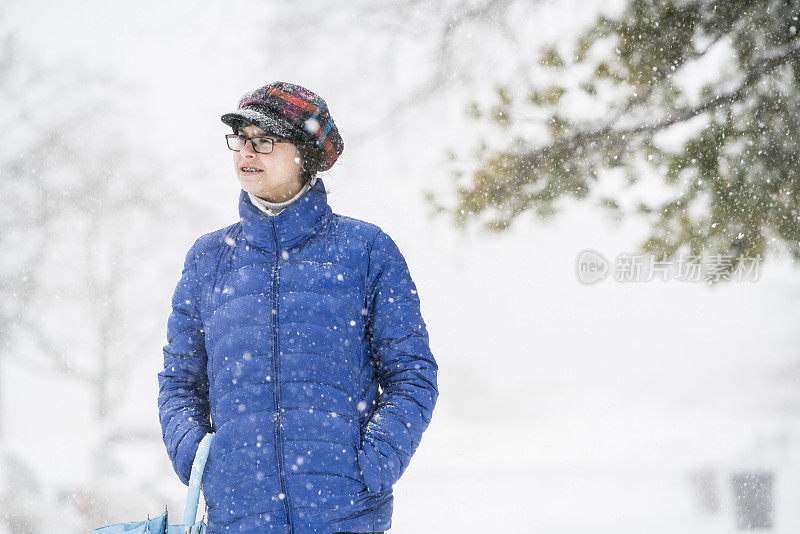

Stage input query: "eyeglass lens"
[{"left": 226, "top": 135, "right": 275, "bottom": 154}]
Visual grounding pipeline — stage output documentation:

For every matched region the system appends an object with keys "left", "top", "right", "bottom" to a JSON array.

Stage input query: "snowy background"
[{"left": 2, "top": 0, "right": 800, "bottom": 532}]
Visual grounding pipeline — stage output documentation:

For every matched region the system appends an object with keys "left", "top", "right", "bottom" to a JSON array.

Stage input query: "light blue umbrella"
[{"left": 95, "top": 432, "right": 215, "bottom": 534}]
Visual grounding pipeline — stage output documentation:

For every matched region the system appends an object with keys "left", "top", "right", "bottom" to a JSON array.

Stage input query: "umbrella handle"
[{"left": 182, "top": 432, "right": 215, "bottom": 527}]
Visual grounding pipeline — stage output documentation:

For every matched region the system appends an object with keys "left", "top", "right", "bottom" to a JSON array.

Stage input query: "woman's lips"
[{"left": 240, "top": 166, "right": 264, "bottom": 176}]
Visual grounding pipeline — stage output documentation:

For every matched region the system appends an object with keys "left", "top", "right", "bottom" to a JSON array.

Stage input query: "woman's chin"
[{"left": 239, "top": 177, "right": 265, "bottom": 191}]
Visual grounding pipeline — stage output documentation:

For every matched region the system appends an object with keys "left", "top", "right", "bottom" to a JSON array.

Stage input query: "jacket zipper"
[{"left": 271, "top": 219, "right": 292, "bottom": 533}]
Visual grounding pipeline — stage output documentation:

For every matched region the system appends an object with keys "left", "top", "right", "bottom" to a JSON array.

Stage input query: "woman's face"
[{"left": 233, "top": 123, "right": 304, "bottom": 202}]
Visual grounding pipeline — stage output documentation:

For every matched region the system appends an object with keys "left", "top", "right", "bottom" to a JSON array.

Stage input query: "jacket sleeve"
[
  {"left": 357, "top": 230, "right": 439, "bottom": 493},
  {"left": 157, "top": 238, "right": 212, "bottom": 486}
]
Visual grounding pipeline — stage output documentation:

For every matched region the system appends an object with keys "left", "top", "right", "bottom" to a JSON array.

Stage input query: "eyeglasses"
[{"left": 225, "top": 134, "right": 295, "bottom": 154}]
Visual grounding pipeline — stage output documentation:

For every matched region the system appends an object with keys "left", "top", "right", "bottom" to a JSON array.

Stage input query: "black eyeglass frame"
[{"left": 225, "top": 133, "right": 308, "bottom": 154}]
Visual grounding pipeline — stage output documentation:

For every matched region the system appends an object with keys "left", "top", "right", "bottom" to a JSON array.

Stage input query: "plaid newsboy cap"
[{"left": 221, "top": 81, "right": 344, "bottom": 172}]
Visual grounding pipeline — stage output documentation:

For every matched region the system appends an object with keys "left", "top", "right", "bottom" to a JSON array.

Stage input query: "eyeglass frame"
[{"left": 225, "top": 133, "right": 316, "bottom": 154}]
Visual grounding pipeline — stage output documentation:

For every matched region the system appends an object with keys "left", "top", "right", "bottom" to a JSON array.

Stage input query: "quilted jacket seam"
[
  {"left": 207, "top": 322, "right": 270, "bottom": 357},
  {"left": 209, "top": 508, "right": 286, "bottom": 527}
]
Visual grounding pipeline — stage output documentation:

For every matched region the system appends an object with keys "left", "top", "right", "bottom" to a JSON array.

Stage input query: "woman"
[{"left": 157, "top": 81, "right": 438, "bottom": 534}]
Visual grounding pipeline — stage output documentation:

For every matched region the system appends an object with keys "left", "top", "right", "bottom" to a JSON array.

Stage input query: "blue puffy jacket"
[{"left": 157, "top": 178, "right": 438, "bottom": 534}]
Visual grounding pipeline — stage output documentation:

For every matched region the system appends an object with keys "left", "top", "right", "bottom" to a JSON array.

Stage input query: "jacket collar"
[{"left": 239, "top": 177, "right": 332, "bottom": 253}]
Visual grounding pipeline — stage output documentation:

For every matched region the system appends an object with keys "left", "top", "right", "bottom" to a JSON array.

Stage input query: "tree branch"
[{"left": 520, "top": 41, "right": 800, "bottom": 169}]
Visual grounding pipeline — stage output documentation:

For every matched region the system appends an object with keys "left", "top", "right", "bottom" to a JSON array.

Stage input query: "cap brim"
[{"left": 220, "top": 109, "right": 295, "bottom": 139}]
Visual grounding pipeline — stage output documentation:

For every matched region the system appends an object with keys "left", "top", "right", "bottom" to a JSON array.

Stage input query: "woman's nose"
[{"left": 240, "top": 139, "right": 257, "bottom": 156}]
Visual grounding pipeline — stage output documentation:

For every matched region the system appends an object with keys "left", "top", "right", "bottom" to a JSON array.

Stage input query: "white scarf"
[{"left": 247, "top": 176, "right": 318, "bottom": 216}]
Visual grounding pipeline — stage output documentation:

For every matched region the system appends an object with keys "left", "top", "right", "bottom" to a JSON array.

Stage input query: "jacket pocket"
[
  {"left": 356, "top": 440, "right": 383, "bottom": 494},
  {"left": 200, "top": 433, "right": 219, "bottom": 502},
  {"left": 350, "top": 425, "right": 367, "bottom": 487}
]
